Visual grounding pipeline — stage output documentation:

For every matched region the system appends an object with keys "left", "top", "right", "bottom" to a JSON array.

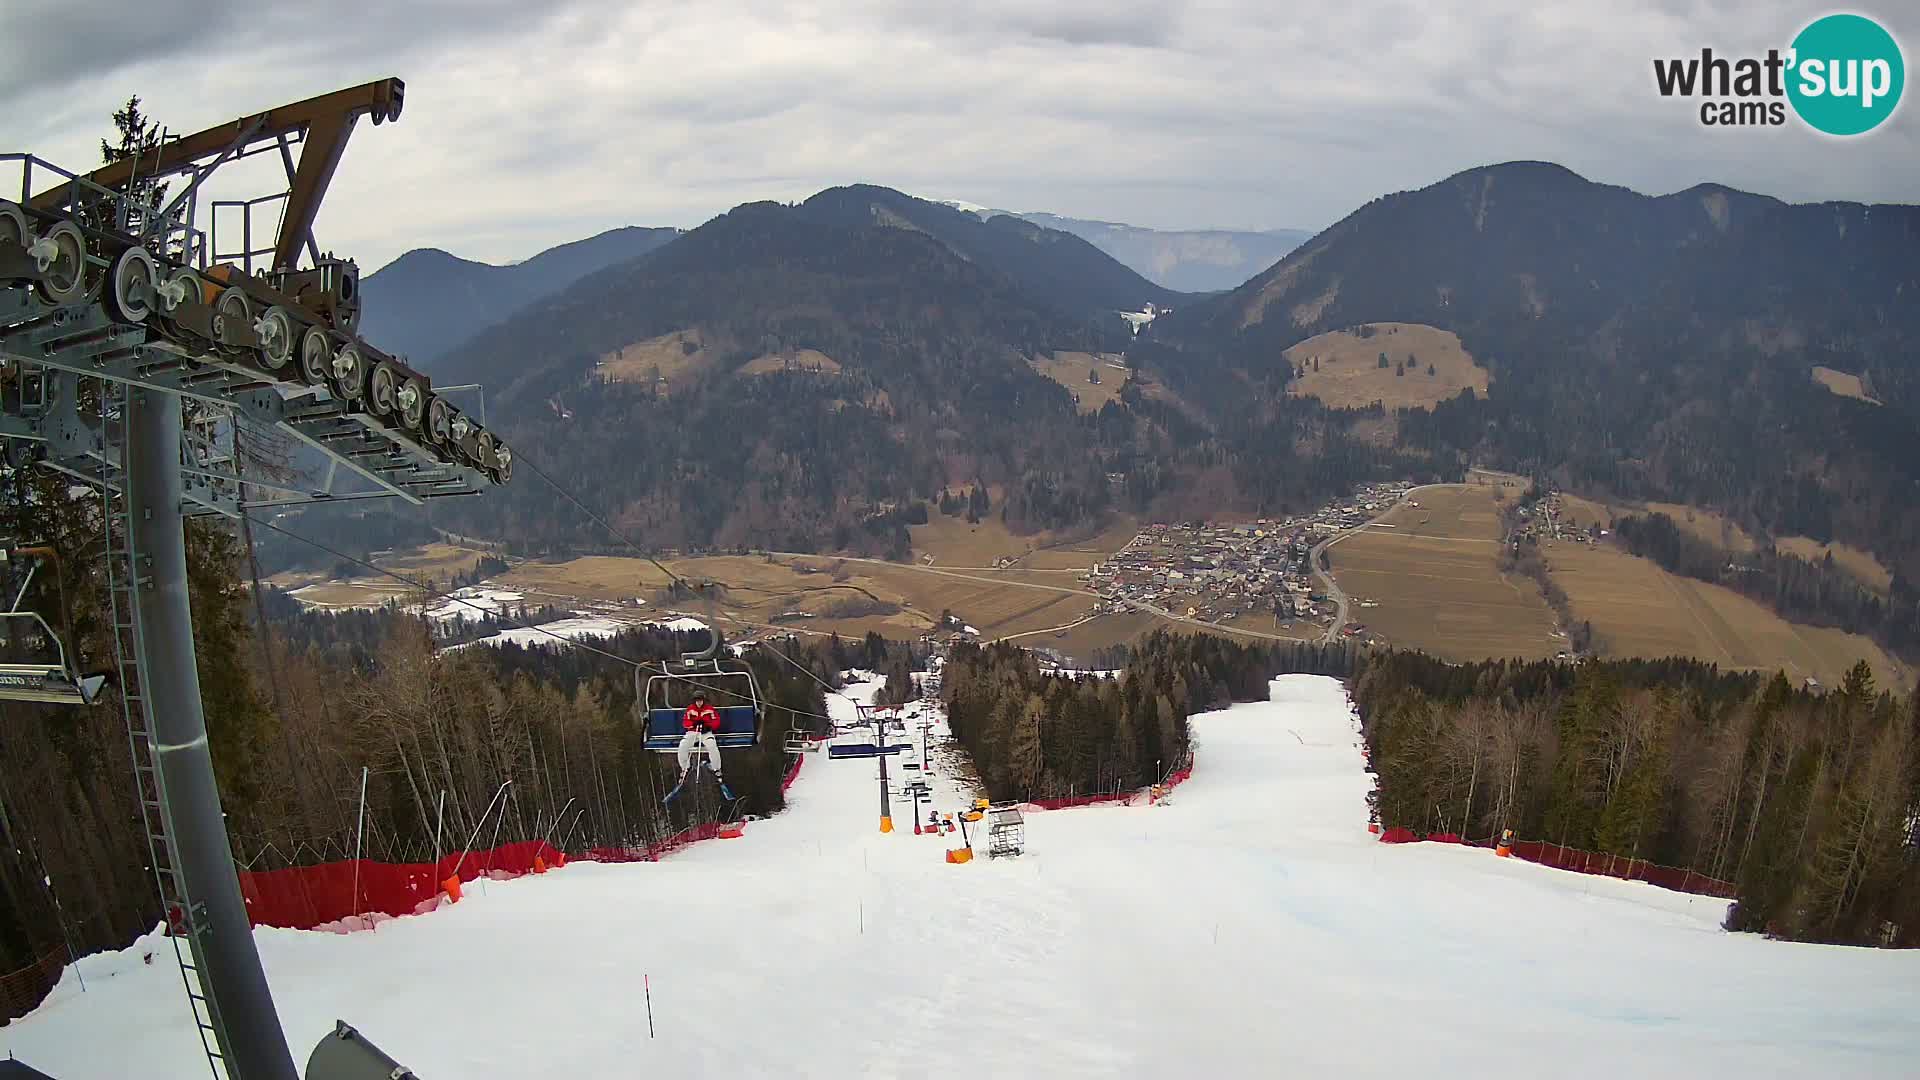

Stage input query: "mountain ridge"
[{"left": 357, "top": 225, "right": 683, "bottom": 370}]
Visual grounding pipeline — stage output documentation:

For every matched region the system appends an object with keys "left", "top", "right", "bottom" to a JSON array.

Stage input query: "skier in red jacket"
[{"left": 677, "top": 691, "right": 724, "bottom": 782}]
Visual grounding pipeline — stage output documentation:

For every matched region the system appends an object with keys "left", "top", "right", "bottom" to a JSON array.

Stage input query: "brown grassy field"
[
  {"left": 379, "top": 542, "right": 493, "bottom": 582},
  {"left": 1774, "top": 536, "right": 1894, "bottom": 593},
  {"left": 1019, "top": 516, "right": 1141, "bottom": 570},
  {"left": 1556, "top": 494, "right": 1615, "bottom": 533},
  {"left": 908, "top": 509, "right": 1029, "bottom": 565},
  {"left": 1812, "top": 365, "right": 1880, "bottom": 405},
  {"left": 284, "top": 581, "right": 418, "bottom": 608},
  {"left": 1556, "top": 494, "right": 1757, "bottom": 551},
  {"left": 907, "top": 507, "right": 1137, "bottom": 570},
  {"left": 272, "top": 542, "right": 491, "bottom": 606},
  {"left": 1327, "top": 484, "right": 1563, "bottom": 661},
  {"left": 1028, "top": 352, "right": 1127, "bottom": 414},
  {"left": 1028, "top": 609, "right": 1320, "bottom": 663},
  {"left": 738, "top": 349, "right": 841, "bottom": 376},
  {"left": 1283, "top": 322, "right": 1489, "bottom": 411},
  {"left": 496, "top": 553, "right": 1105, "bottom": 643},
  {"left": 1543, "top": 542, "right": 1912, "bottom": 695},
  {"left": 1640, "top": 501, "right": 1757, "bottom": 552},
  {"left": 596, "top": 329, "right": 709, "bottom": 385}
]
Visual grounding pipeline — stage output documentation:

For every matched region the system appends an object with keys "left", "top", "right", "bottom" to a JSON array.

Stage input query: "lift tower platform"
[{"left": 2, "top": 79, "right": 508, "bottom": 1079}]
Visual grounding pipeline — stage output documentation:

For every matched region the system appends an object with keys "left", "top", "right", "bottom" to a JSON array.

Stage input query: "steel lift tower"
[{"left": 1, "top": 79, "right": 511, "bottom": 1079}]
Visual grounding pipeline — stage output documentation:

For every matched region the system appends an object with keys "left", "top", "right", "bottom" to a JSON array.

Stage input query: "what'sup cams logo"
[{"left": 1654, "top": 13, "right": 1905, "bottom": 134}]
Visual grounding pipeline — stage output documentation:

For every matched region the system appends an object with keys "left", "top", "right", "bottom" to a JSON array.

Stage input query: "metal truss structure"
[{"left": 1, "top": 79, "right": 489, "bottom": 1079}]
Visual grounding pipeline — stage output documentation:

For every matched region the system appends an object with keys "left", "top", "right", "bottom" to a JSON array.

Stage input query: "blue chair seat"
[{"left": 644, "top": 705, "right": 759, "bottom": 751}]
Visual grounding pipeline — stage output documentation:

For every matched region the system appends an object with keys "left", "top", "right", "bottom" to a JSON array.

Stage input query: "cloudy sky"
[{"left": 6, "top": 0, "right": 1916, "bottom": 272}]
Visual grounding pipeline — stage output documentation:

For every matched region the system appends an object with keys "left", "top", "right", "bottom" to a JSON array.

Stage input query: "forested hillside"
[
  {"left": 1355, "top": 652, "right": 1919, "bottom": 947},
  {"left": 0, "top": 569, "right": 851, "bottom": 1003},
  {"left": 426, "top": 200, "right": 1136, "bottom": 554},
  {"left": 1143, "top": 162, "right": 1920, "bottom": 588},
  {"left": 943, "top": 633, "right": 1359, "bottom": 801},
  {"left": 358, "top": 226, "right": 682, "bottom": 371}
]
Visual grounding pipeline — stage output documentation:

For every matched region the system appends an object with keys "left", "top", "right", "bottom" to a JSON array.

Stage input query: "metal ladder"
[{"left": 99, "top": 380, "right": 232, "bottom": 1080}]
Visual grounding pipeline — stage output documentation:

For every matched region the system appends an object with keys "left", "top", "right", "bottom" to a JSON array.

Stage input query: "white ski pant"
[{"left": 677, "top": 729, "right": 722, "bottom": 776}]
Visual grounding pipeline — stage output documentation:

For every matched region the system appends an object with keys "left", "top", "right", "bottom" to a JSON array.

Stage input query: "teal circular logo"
[{"left": 1787, "top": 14, "right": 1905, "bottom": 135}]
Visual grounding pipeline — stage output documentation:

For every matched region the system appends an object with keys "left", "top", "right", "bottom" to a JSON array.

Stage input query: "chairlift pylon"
[{"left": 0, "top": 545, "right": 109, "bottom": 706}]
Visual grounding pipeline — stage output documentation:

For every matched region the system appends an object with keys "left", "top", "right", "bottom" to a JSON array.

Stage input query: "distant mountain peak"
[{"left": 357, "top": 224, "right": 682, "bottom": 370}]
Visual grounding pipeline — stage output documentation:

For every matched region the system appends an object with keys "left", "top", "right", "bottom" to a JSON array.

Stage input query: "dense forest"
[
  {"left": 1354, "top": 652, "right": 1919, "bottom": 947},
  {"left": 941, "top": 632, "right": 1360, "bottom": 802},
  {"left": 0, "top": 546, "right": 861, "bottom": 1008}
]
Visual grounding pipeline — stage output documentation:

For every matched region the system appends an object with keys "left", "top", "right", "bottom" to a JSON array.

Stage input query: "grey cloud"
[{"left": 4, "top": 0, "right": 1915, "bottom": 272}]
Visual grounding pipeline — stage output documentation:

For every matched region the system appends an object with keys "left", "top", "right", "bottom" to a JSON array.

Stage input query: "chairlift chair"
[
  {"left": 636, "top": 584, "right": 763, "bottom": 751},
  {"left": 0, "top": 546, "right": 108, "bottom": 706}
]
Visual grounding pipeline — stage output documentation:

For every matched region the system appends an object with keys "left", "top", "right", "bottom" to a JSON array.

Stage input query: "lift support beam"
[{"left": 28, "top": 79, "right": 404, "bottom": 271}]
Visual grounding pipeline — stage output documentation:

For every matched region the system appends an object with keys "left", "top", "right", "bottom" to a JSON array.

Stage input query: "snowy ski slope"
[{"left": 4, "top": 676, "right": 1916, "bottom": 1077}]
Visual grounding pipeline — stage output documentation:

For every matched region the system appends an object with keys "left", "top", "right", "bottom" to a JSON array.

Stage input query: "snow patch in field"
[
  {"left": 7, "top": 676, "right": 1918, "bottom": 1079},
  {"left": 446, "top": 615, "right": 629, "bottom": 651},
  {"left": 285, "top": 583, "right": 405, "bottom": 611},
  {"left": 422, "top": 587, "right": 525, "bottom": 625}
]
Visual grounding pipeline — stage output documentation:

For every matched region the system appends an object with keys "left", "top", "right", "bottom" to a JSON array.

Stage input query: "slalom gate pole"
[{"left": 645, "top": 974, "right": 655, "bottom": 1038}]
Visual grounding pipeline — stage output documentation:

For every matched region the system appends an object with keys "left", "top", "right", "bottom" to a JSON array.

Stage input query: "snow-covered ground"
[
  {"left": 422, "top": 586, "right": 526, "bottom": 625},
  {"left": 6, "top": 676, "right": 1916, "bottom": 1078},
  {"left": 443, "top": 614, "right": 629, "bottom": 651}
]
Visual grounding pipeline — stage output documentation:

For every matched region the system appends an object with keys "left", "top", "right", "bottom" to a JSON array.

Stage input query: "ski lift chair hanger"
[
  {"left": 638, "top": 584, "right": 763, "bottom": 751},
  {"left": 0, "top": 546, "right": 108, "bottom": 706}
]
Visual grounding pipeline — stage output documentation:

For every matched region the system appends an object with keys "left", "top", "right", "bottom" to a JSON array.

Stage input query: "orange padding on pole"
[
  {"left": 945, "top": 848, "right": 973, "bottom": 863},
  {"left": 533, "top": 856, "right": 548, "bottom": 874},
  {"left": 880, "top": 816, "right": 894, "bottom": 834},
  {"left": 718, "top": 823, "right": 745, "bottom": 839},
  {"left": 442, "top": 876, "right": 462, "bottom": 903}
]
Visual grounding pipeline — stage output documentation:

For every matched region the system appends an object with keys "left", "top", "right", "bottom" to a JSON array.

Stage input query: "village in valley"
[{"left": 1082, "top": 481, "right": 1414, "bottom": 630}]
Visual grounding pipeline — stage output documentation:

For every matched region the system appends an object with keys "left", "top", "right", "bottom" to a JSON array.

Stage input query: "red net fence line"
[
  {"left": 239, "top": 839, "right": 567, "bottom": 931},
  {"left": 242, "top": 750, "right": 811, "bottom": 931},
  {"left": 0, "top": 947, "right": 68, "bottom": 1026},
  {"left": 1504, "top": 839, "right": 1739, "bottom": 899},
  {"left": 1376, "top": 828, "right": 1738, "bottom": 899}
]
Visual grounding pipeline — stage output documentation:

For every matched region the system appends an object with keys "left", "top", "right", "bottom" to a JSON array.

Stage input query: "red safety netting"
[
  {"left": 1371, "top": 828, "right": 1737, "bottom": 898},
  {"left": 0, "top": 947, "right": 67, "bottom": 1023},
  {"left": 238, "top": 839, "right": 565, "bottom": 931},
  {"left": 1504, "top": 839, "right": 1739, "bottom": 898},
  {"left": 241, "top": 751, "right": 810, "bottom": 931}
]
